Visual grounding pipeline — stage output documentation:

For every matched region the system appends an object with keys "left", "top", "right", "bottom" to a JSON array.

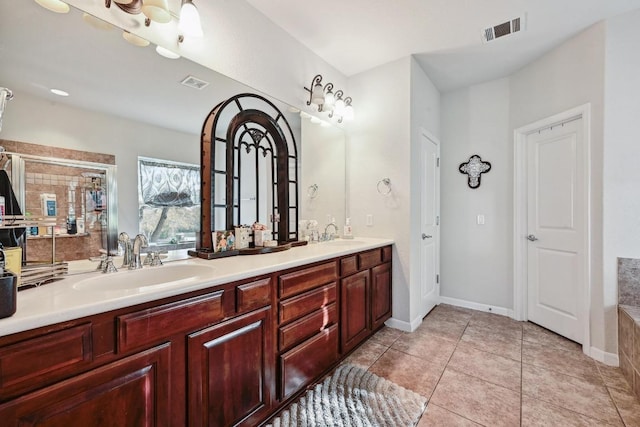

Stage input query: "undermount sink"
[{"left": 72, "top": 262, "right": 217, "bottom": 293}]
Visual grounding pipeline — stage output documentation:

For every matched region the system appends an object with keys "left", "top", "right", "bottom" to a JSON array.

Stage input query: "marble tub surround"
[
  {"left": 618, "top": 258, "right": 640, "bottom": 306},
  {"left": 618, "top": 305, "right": 640, "bottom": 401},
  {"left": 342, "top": 305, "right": 640, "bottom": 426}
]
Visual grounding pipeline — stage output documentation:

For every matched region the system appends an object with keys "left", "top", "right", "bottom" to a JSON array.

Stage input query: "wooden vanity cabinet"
[
  {"left": 0, "top": 245, "right": 392, "bottom": 427},
  {"left": 340, "top": 246, "right": 392, "bottom": 354},
  {"left": 276, "top": 261, "right": 339, "bottom": 401},
  {"left": 0, "top": 343, "right": 171, "bottom": 426}
]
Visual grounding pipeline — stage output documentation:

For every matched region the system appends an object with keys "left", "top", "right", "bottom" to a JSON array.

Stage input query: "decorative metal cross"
[{"left": 459, "top": 155, "right": 491, "bottom": 189}]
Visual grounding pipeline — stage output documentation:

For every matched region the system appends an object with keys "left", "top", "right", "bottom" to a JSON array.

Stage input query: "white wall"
[
  {"left": 409, "top": 58, "right": 441, "bottom": 322},
  {"left": 440, "top": 78, "right": 512, "bottom": 310},
  {"left": 347, "top": 57, "right": 441, "bottom": 329},
  {"left": 1, "top": 92, "right": 199, "bottom": 236},
  {"left": 603, "top": 9, "right": 640, "bottom": 352},
  {"left": 347, "top": 57, "right": 412, "bottom": 326},
  {"left": 510, "top": 22, "right": 607, "bottom": 353}
]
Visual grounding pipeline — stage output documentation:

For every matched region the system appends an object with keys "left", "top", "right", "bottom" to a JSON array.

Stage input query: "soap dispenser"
[{"left": 343, "top": 218, "right": 354, "bottom": 239}]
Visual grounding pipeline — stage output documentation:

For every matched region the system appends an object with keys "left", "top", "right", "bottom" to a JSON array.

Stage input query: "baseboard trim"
[
  {"left": 439, "top": 296, "right": 514, "bottom": 319},
  {"left": 385, "top": 316, "right": 422, "bottom": 333},
  {"left": 589, "top": 347, "right": 619, "bottom": 366}
]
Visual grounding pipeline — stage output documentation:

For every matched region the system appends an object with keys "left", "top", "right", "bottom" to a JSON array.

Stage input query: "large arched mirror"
[{"left": 198, "top": 94, "right": 299, "bottom": 250}]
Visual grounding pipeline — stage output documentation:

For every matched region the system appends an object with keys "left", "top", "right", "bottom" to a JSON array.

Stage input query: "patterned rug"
[{"left": 266, "top": 363, "right": 427, "bottom": 427}]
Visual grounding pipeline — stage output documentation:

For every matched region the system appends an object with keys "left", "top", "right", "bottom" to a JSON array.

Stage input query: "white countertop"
[{"left": 0, "top": 237, "right": 393, "bottom": 337}]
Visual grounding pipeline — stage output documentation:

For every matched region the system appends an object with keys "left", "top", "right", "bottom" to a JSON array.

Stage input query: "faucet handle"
[
  {"left": 144, "top": 252, "right": 153, "bottom": 266},
  {"left": 102, "top": 257, "right": 118, "bottom": 274},
  {"left": 151, "top": 251, "right": 164, "bottom": 267}
]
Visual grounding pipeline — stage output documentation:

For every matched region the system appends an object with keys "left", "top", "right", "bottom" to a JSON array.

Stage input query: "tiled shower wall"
[
  {"left": 0, "top": 139, "right": 115, "bottom": 262},
  {"left": 618, "top": 257, "right": 640, "bottom": 400}
]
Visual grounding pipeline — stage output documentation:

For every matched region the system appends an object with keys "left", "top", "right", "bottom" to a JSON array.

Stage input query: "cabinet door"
[
  {"left": 341, "top": 270, "right": 370, "bottom": 354},
  {"left": 0, "top": 343, "right": 171, "bottom": 426},
  {"left": 188, "top": 307, "right": 274, "bottom": 427},
  {"left": 371, "top": 262, "right": 392, "bottom": 330}
]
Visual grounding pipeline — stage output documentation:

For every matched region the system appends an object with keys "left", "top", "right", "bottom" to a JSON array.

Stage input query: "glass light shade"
[
  {"left": 324, "top": 90, "right": 335, "bottom": 108},
  {"left": 141, "top": 0, "right": 171, "bottom": 24},
  {"left": 82, "top": 13, "right": 113, "bottom": 30},
  {"left": 123, "top": 31, "right": 150, "bottom": 47},
  {"left": 311, "top": 82, "right": 324, "bottom": 105},
  {"left": 179, "top": 1, "right": 203, "bottom": 38},
  {"left": 50, "top": 88, "right": 69, "bottom": 97},
  {"left": 34, "top": 0, "right": 69, "bottom": 13},
  {"left": 155, "top": 45, "right": 180, "bottom": 59},
  {"left": 334, "top": 98, "right": 346, "bottom": 116},
  {"left": 343, "top": 105, "right": 355, "bottom": 121}
]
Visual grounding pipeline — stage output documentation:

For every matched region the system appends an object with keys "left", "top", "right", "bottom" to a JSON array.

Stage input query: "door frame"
[
  {"left": 419, "top": 127, "right": 441, "bottom": 317},
  {"left": 513, "top": 103, "right": 591, "bottom": 353}
]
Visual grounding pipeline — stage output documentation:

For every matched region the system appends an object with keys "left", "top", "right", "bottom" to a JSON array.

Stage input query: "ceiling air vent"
[
  {"left": 482, "top": 15, "right": 525, "bottom": 43},
  {"left": 180, "top": 75, "right": 209, "bottom": 90}
]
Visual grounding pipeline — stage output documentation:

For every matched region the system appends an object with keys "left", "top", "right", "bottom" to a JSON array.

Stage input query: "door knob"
[
  {"left": 527, "top": 234, "right": 538, "bottom": 242},
  {"left": 422, "top": 233, "right": 432, "bottom": 239}
]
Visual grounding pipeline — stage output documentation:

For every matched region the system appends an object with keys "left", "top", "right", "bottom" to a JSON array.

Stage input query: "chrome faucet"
[
  {"left": 130, "top": 234, "right": 149, "bottom": 270},
  {"left": 118, "top": 232, "right": 132, "bottom": 268},
  {"left": 323, "top": 222, "right": 339, "bottom": 241}
]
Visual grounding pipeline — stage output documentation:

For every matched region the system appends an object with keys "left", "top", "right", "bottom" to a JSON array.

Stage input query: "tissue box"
[
  {"left": 235, "top": 227, "right": 251, "bottom": 249},
  {"left": 212, "top": 230, "right": 235, "bottom": 253},
  {"left": 253, "top": 229, "right": 272, "bottom": 247}
]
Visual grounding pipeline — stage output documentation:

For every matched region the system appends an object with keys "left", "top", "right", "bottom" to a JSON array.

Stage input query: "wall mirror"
[{"left": 0, "top": 1, "right": 345, "bottom": 273}]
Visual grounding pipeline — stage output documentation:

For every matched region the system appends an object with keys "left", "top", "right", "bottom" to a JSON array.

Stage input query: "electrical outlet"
[
  {"left": 366, "top": 214, "right": 373, "bottom": 226},
  {"left": 477, "top": 214, "right": 485, "bottom": 225}
]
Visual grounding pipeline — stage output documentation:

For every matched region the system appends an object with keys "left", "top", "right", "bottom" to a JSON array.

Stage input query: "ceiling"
[
  {"left": 1, "top": 0, "right": 640, "bottom": 136},
  {"left": 246, "top": 0, "right": 640, "bottom": 91}
]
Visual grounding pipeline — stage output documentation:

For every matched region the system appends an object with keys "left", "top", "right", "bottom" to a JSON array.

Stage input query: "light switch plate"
[
  {"left": 366, "top": 214, "right": 373, "bottom": 226},
  {"left": 477, "top": 214, "right": 485, "bottom": 225}
]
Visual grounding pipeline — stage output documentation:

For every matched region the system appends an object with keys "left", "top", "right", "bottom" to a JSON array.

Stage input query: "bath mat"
[{"left": 266, "top": 363, "right": 427, "bottom": 427}]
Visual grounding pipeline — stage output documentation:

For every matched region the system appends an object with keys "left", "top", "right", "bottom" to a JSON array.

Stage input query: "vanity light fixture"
[
  {"left": 178, "top": 0, "right": 203, "bottom": 41},
  {"left": 123, "top": 31, "right": 150, "bottom": 47},
  {"left": 105, "top": 0, "right": 169, "bottom": 27},
  {"left": 304, "top": 74, "right": 354, "bottom": 123},
  {"left": 155, "top": 45, "right": 180, "bottom": 59},
  {"left": 34, "top": 0, "right": 70, "bottom": 14}
]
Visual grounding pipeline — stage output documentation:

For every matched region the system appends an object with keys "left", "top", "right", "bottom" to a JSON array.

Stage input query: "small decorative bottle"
[{"left": 343, "top": 218, "right": 354, "bottom": 239}]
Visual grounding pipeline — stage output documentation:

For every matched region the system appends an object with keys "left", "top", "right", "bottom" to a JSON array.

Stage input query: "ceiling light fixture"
[
  {"left": 50, "top": 89, "right": 69, "bottom": 97},
  {"left": 34, "top": 0, "right": 70, "bottom": 14},
  {"left": 304, "top": 74, "right": 354, "bottom": 123},
  {"left": 178, "top": 0, "right": 203, "bottom": 41},
  {"left": 82, "top": 12, "right": 114, "bottom": 30}
]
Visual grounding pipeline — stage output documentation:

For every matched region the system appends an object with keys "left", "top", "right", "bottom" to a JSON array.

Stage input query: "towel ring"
[
  {"left": 307, "top": 184, "right": 318, "bottom": 199},
  {"left": 377, "top": 178, "right": 392, "bottom": 195}
]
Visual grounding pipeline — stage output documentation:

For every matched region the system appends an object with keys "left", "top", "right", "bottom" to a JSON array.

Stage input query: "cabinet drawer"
[
  {"left": 237, "top": 277, "right": 272, "bottom": 313},
  {"left": 279, "top": 262, "right": 337, "bottom": 299},
  {"left": 340, "top": 256, "right": 358, "bottom": 277},
  {"left": 0, "top": 324, "right": 92, "bottom": 396},
  {"left": 358, "top": 249, "right": 382, "bottom": 270},
  {"left": 279, "top": 303, "right": 337, "bottom": 351},
  {"left": 279, "top": 324, "right": 338, "bottom": 400},
  {"left": 279, "top": 282, "right": 336, "bottom": 324},
  {"left": 118, "top": 291, "right": 225, "bottom": 353}
]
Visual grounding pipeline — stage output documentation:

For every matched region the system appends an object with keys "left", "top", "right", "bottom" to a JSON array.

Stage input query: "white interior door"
[
  {"left": 526, "top": 118, "right": 586, "bottom": 343},
  {"left": 420, "top": 131, "right": 440, "bottom": 318}
]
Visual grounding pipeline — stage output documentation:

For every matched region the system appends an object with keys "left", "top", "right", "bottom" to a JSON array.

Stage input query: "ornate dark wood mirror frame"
[{"left": 197, "top": 93, "right": 299, "bottom": 250}]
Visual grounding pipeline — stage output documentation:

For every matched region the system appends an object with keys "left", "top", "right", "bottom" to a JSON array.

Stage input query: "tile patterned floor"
[{"left": 344, "top": 304, "right": 640, "bottom": 426}]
